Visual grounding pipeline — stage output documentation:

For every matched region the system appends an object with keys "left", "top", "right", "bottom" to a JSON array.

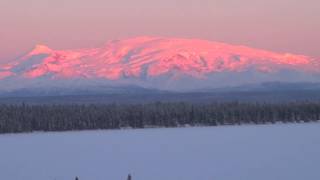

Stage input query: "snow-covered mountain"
[{"left": 0, "top": 36, "right": 319, "bottom": 93}]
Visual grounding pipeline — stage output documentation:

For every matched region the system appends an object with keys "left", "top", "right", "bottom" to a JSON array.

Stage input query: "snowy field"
[{"left": 1, "top": 123, "right": 320, "bottom": 180}]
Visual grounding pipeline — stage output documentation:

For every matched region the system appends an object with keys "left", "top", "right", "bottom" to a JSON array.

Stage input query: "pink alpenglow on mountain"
[{"left": 0, "top": 36, "right": 319, "bottom": 90}]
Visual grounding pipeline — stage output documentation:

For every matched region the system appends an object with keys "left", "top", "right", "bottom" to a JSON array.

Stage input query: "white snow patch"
[{"left": 0, "top": 123, "right": 320, "bottom": 180}]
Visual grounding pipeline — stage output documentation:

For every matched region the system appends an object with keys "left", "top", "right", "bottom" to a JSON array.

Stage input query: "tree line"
[{"left": 0, "top": 101, "right": 319, "bottom": 134}]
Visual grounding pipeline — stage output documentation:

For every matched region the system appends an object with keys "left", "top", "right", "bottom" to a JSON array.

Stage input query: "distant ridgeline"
[{"left": 0, "top": 102, "right": 319, "bottom": 134}]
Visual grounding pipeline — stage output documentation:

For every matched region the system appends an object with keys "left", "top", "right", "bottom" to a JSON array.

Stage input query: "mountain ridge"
[{"left": 0, "top": 36, "right": 319, "bottom": 92}]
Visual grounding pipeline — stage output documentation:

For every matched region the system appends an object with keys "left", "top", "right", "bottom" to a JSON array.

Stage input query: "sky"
[{"left": 0, "top": 0, "right": 319, "bottom": 62}]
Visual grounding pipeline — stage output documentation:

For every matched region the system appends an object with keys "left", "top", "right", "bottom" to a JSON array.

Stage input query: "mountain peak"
[
  {"left": 1, "top": 36, "right": 319, "bottom": 91},
  {"left": 28, "top": 44, "right": 53, "bottom": 56}
]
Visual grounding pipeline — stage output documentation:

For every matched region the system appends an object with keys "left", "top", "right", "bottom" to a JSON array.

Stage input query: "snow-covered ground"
[{"left": 1, "top": 123, "right": 320, "bottom": 180}]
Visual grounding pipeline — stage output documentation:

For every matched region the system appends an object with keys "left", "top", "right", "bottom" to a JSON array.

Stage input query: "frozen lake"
[{"left": 0, "top": 123, "right": 320, "bottom": 180}]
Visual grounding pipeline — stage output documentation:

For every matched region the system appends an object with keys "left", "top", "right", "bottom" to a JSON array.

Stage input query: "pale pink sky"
[{"left": 0, "top": 0, "right": 319, "bottom": 62}]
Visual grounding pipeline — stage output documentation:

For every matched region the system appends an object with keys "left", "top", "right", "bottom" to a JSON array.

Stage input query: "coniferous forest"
[{"left": 0, "top": 102, "right": 320, "bottom": 134}]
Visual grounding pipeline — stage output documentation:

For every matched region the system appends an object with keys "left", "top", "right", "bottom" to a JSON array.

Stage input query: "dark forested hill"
[{"left": 0, "top": 102, "right": 319, "bottom": 134}]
